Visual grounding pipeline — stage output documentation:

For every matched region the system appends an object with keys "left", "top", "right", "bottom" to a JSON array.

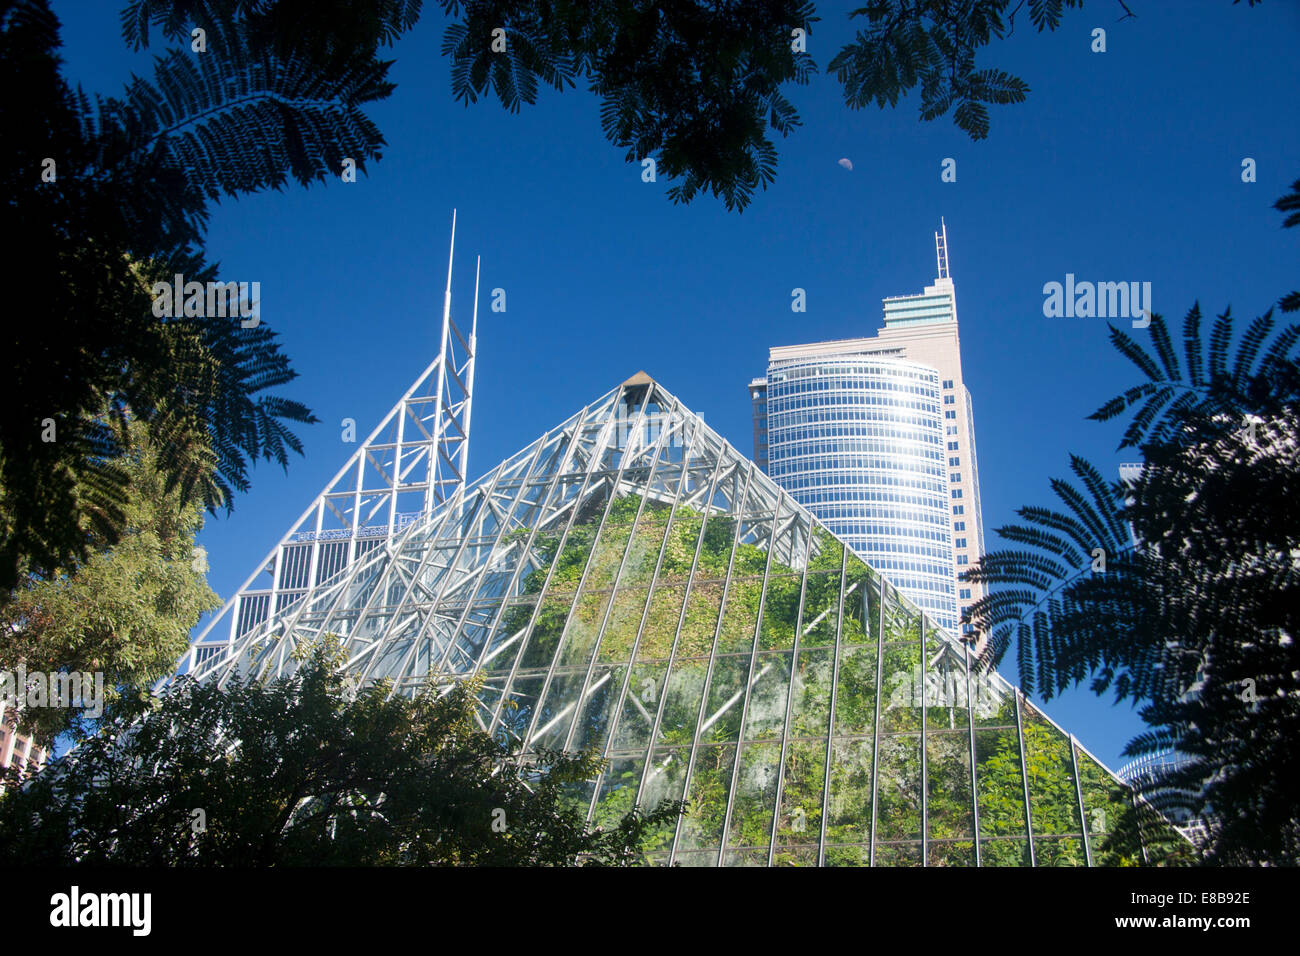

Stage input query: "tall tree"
[
  {"left": 0, "top": 644, "right": 683, "bottom": 865},
  {"left": 961, "top": 180, "right": 1300, "bottom": 865}
]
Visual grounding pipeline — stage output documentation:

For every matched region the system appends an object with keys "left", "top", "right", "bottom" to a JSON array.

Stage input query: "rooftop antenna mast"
[{"left": 935, "top": 217, "right": 950, "bottom": 280}]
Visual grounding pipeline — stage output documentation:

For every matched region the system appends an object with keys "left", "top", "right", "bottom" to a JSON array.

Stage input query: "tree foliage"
[
  {"left": 962, "top": 181, "right": 1300, "bottom": 865},
  {"left": 127, "top": 1, "right": 1252, "bottom": 210},
  {"left": 0, "top": 413, "right": 220, "bottom": 747},
  {"left": 126, "top": 0, "right": 819, "bottom": 212},
  {"left": 0, "top": 0, "right": 390, "bottom": 595},
  {"left": 0, "top": 644, "right": 682, "bottom": 865},
  {"left": 828, "top": 0, "right": 1082, "bottom": 141}
]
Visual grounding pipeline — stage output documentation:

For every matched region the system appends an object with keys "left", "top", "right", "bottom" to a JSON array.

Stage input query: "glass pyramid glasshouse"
[{"left": 180, "top": 370, "right": 1175, "bottom": 867}]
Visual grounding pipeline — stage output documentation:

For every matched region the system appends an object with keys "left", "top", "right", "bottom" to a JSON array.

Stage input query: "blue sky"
[{"left": 51, "top": 0, "right": 1300, "bottom": 771}]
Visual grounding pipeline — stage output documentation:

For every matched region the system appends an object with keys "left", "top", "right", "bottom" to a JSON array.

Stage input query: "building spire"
[
  {"left": 935, "top": 217, "right": 950, "bottom": 280},
  {"left": 168, "top": 209, "right": 479, "bottom": 682}
]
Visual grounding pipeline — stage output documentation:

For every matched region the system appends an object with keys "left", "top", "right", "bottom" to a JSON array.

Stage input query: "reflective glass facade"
[
  {"left": 760, "top": 358, "right": 956, "bottom": 632},
  {"left": 188, "top": 375, "right": 1179, "bottom": 866}
]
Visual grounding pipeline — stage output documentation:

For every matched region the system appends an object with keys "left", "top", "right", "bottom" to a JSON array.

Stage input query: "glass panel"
[
  {"left": 601, "top": 492, "right": 644, "bottom": 528},
  {"left": 880, "top": 643, "right": 924, "bottom": 733},
  {"left": 758, "top": 573, "right": 801, "bottom": 650},
  {"left": 926, "top": 646, "right": 971, "bottom": 731},
  {"left": 874, "top": 843, "right": 923, "bottom": 866},
  {"left": 1075, "top": 744, "right": 1129, "bottom": 864},
  {"left": 1033, "top": 835, "right": 1086, "bottom": 867},
  {"left": 807, "top": 527, "right": 843, "bottom": 573},
  {"left": 979, "top": 837, "right": 1032, "bottom": 866},
  {"left": 1021, "top": 701, "right": 1084, "bottom": 841},
  {"left": 789, "top": 647, "right": 833, "bottom": 738},
  {"left": 842, "top": 553, "right": 878, "bottom": 645},
  {"left": 529, "top": 670, "right": 586, "bottom": 749},
  {"left": 772, "top": 846, "right": 819, "bottom": 866},
  {"left": 874, "top": 734, "right": 923, "bottom": 842},
  {"left": 825, "top": 737, "right": 873, "bottom": 844},
  {"left": 558, "top": 590, "right": 607, "bottom": 667},
  {"left": 656, "top": 517, "right": 704, "bottom": 584},
  {"left": 695, "top": 515, "right": 739, "bottom": 579},
  {"left": 722, "top": 849, "right": 769, "bottom": 866},
  {"left": 882, "top": 590, "right": 921, "bottom": 644},
  {"left": 728, "top": 741, "right": 781, "bottom": 849},
  {"left": 926, "top": 730, "right": 974, "bottom": 843},
  {"left": 614, "top": 502, "right": 672, "bottom": 589},
  {"left": 540, "top": 521, "right": 598, "bottom": 599},
  {"left": 678, "top": 744, "right": 738, "bottom": 854},
  {"left": 677, "top": 581, "right": 724, "bottom": 658},
  {"left": 798, "top": 571, "right": 842, "bottom": 648},
  {"left": 597, "top": 586, "right": 650, "bottom": 663},
  {"left": 569, "top": 663, "right": 625, "bottom": 751},
  {"left": 643, "top": 747, "right": 690, "bottom": 810},
  {"left": 496, "top": 674, "right": 545, "bottom": 745},
  {"left": 974, "top": 727, "right": 1028, "bottom": 837},
  {"left": 673, "top": 850, "right": 719, "bottom": 867},
  {"left": 729, "top": 531, "right": 771, "bottom": 578},
  {"left": 516, "top": 595, "right": 569, "bottom": 671},
  {"left": 832, "top": 644, "right": 877, "bottom": 737},
  {"left": 636, "top": 585, "right": 687, "bottom": 661},
  {"left": 701, "top": 655, "right": 749, "bottom": 744},
  {"left": 824, "top": 844, "right": 869, "bottom": 866},
  {"left": 610, "top": 660, "right": 670, "bottom": 753},
  {"left": 928, "top": 841, "right": 975, "bottom": 866},
  {"left": 742, "top": 652, "right": 791, "bottom": 741},
  {"left": 582, "top": 511, "right": 636, "bottom": 592},
  {"left": 592, "top": 756, "right": 643, "bottom": 830},
  {"left": 776, "top": 739, "right": 826, "bottom": 845},
  {"left": 717, "top": 574, "right": 762, "bottom": 654},
  {"left": 973, "top": 670, "right": 1018, "bottom": 727},
  {"left": 510, "top": 524, "right": 567, "bottom": 598},
  {"left": 480, "top": 603, "right": 532, "bottom": 675},
  {"left": 658, "top": 658, "right": 708, "bottom": 747}
]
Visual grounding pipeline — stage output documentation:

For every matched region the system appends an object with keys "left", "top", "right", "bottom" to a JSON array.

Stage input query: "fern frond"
[
  {"left": 1108, "top": 322, "right": 1164, "bottom": 382},
  {"left": 1182, "top": 302, "right": 1204, "bottom": 386}
]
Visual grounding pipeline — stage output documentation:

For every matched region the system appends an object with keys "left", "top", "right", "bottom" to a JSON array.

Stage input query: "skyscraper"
[{"left": 750, "top": 221, "right": 985, "bottom": 638}]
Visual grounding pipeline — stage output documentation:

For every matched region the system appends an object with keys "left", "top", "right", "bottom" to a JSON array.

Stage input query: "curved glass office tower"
[
  {"left": 751, "top": 221, "right": 985, "bottom": 640},
  {"left": 761, "top": 357, "right": 956, "bottom": 632}
]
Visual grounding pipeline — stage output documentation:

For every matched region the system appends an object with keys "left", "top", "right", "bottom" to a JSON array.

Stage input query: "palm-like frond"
[
  {"left": 976, "top": 273, "right": 1300, "bottom": 861},
  {"left": 1274, "top": 176, "right": 1300, "bottom": 229},
  {"left": 964, "top": 452, "right": 1137, "bottom": 698},
  {"left": 122, "top": 0, "right": 425, "bottom": 57},
  {"left": 1088, "top": 303, "right": 1300, "bottom": 449},
  {"left": 439, "top": 2, "right": 816, "bottom": 212},
  {"left": 831, "top": 1, "right": 1074, "bottom": 141},
  {"left": 101, "top": 14, "right": 390, "bottom": 201},
  {"left": 1182, "top": 301, "right": 1204, "bottom": 387}
]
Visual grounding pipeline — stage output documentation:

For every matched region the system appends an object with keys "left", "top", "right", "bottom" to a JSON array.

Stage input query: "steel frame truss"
[
  {"left": 172, "top": 212, "right": 479, "bottom": 678},
  {"left": 167, "top": 367, "right": 1162, "bottom": 867}
]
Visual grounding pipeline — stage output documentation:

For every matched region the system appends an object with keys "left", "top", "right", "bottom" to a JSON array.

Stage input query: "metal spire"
[
  {"left": 169, "top": 211, "right": 478, "bottom": 678},
  {"left": 935, "top": 217, "right": 950, "bottom": 280}
]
